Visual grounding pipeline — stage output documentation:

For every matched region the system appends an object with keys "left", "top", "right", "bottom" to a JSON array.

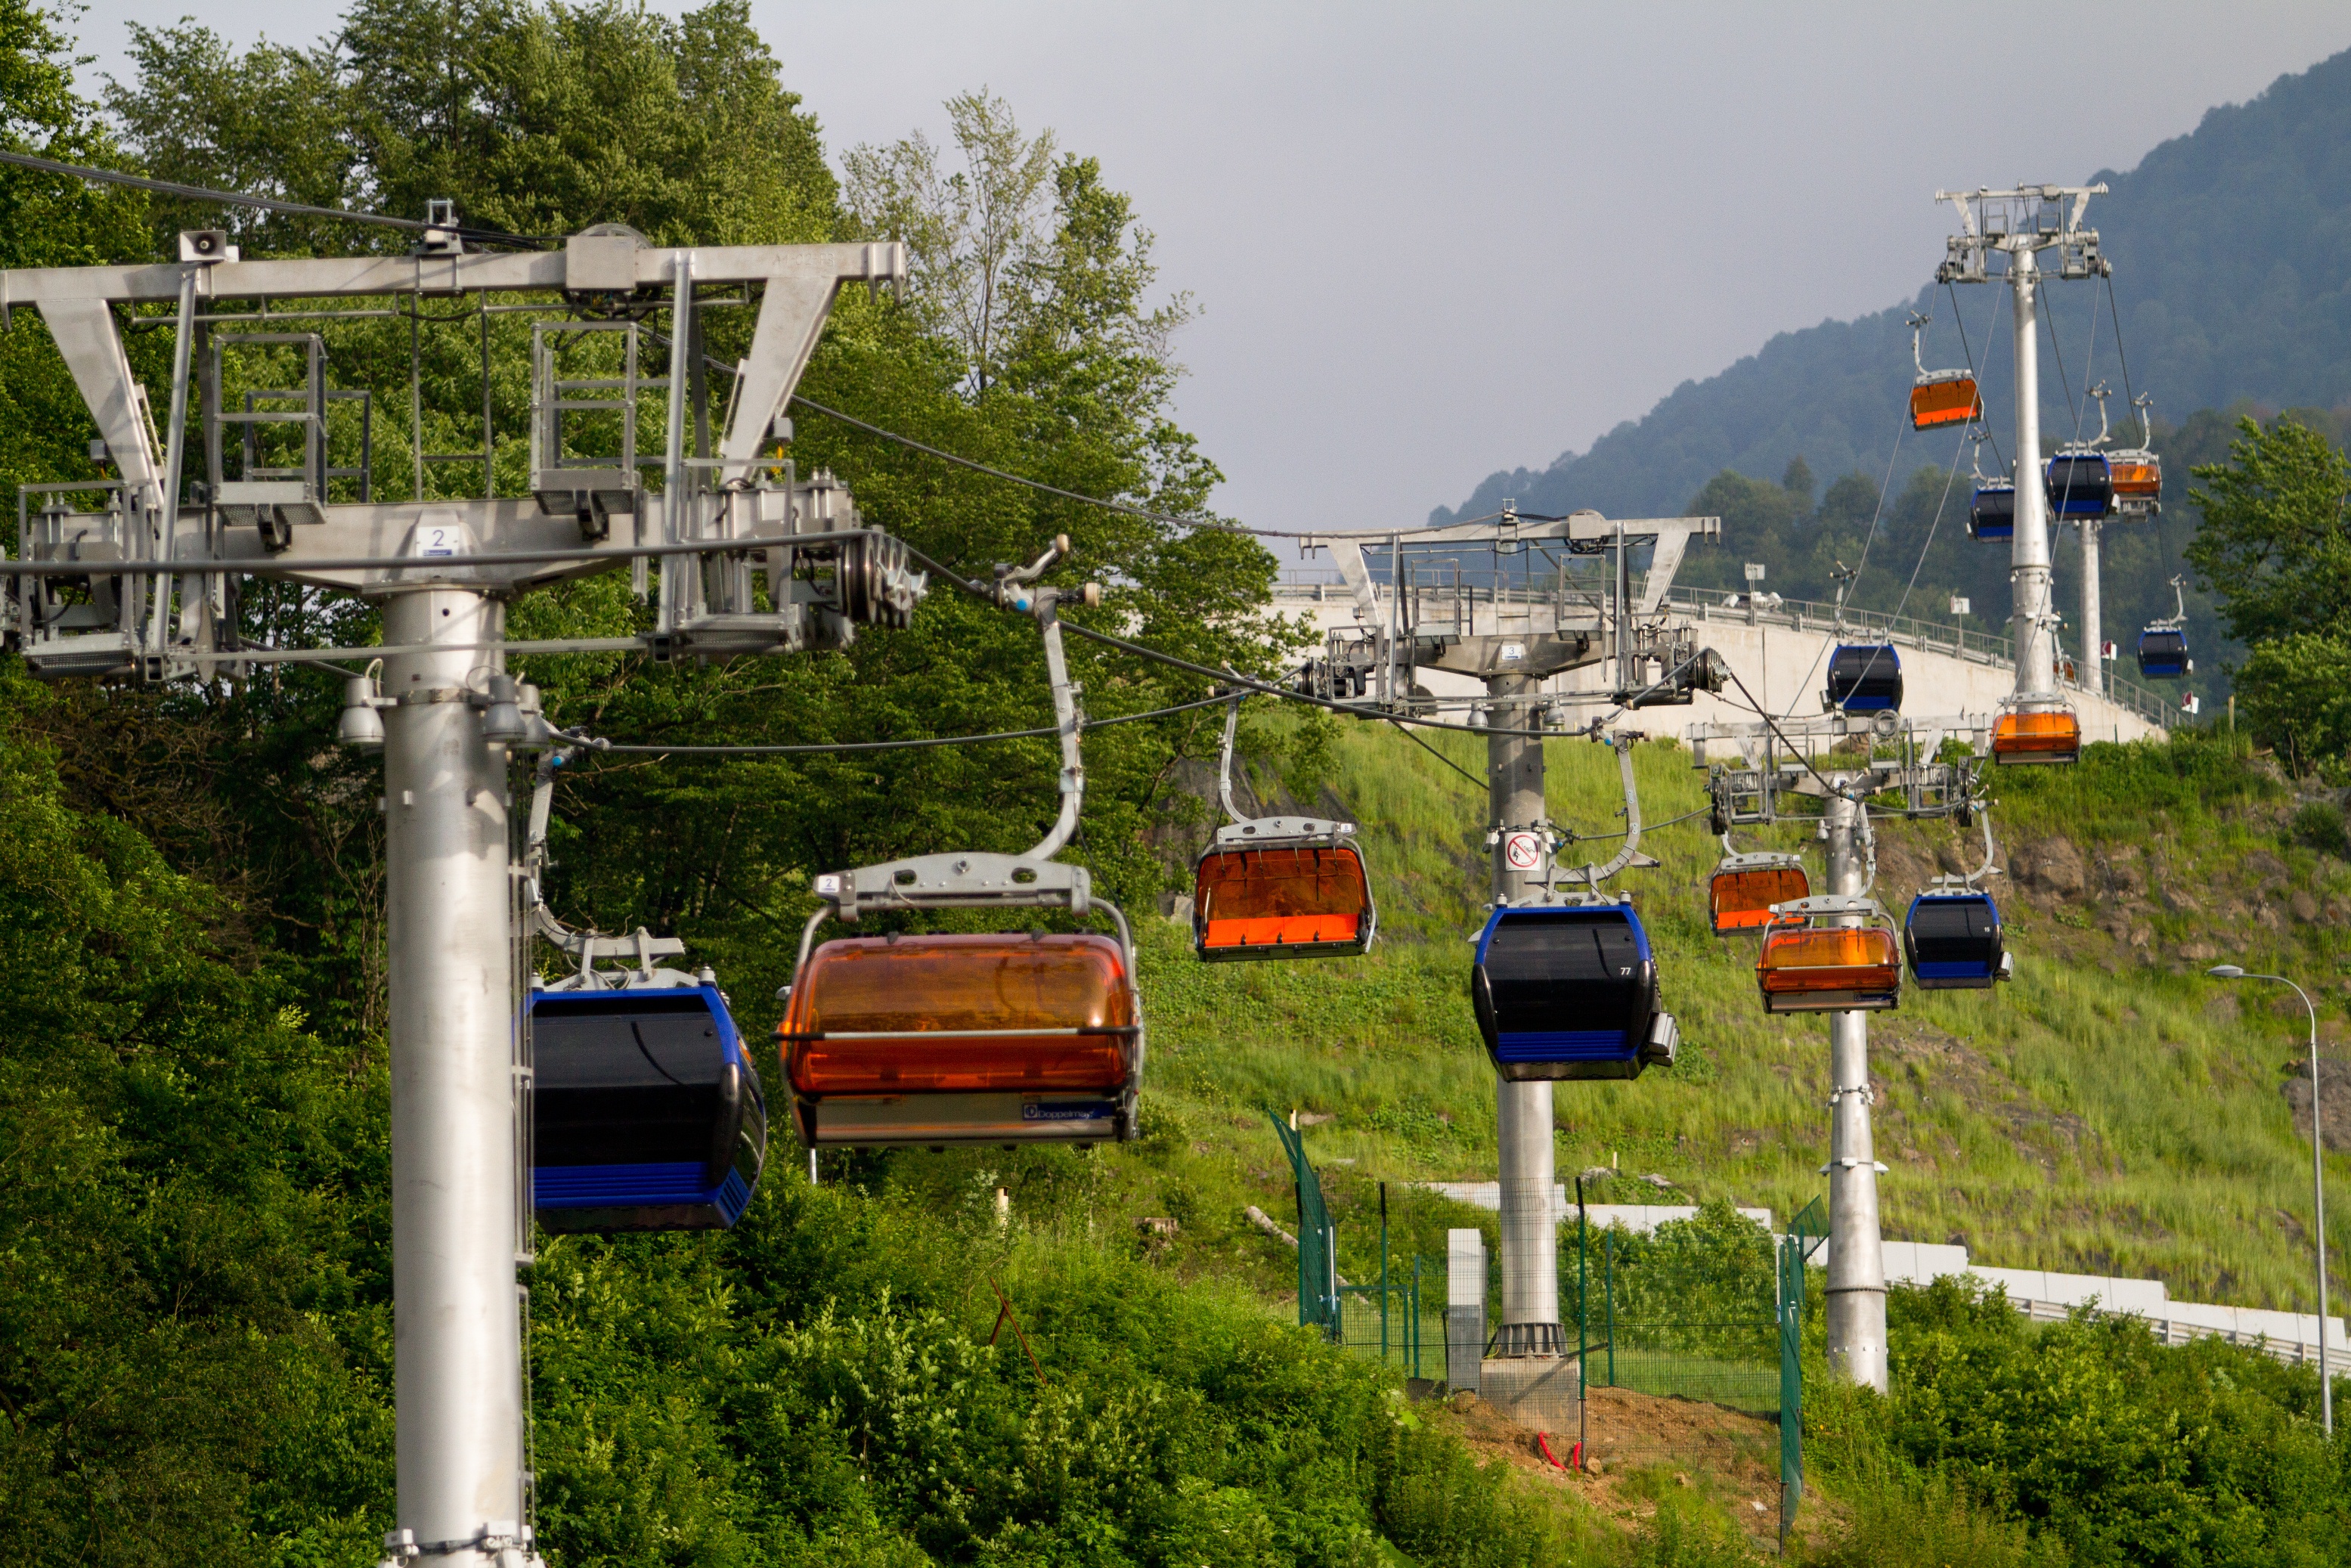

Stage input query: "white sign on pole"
[
  {"left": 1744, "top": 562, "right": 1767, "bottom": 582},
  {"left": 1502, "top": 831, "right": 1543, "bottom": 872},
  {"left": 1949, "top": 597, "right": 1970, "bottom": 616},
  {"left": 2101, "top": 640, "right": 2118, "bottom": 661}
]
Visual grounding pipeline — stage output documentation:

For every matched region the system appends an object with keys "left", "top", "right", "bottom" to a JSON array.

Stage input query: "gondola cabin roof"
[
  {"left": 1970, "top": 482, "right": 2015, "bottom": 541},
  {"left": 531, "top": 983, "right": 767, "bottom": 1232},
  {"left": 2044, "top": 451, "right": 2114, "bottom": 518},
  {"left": 1990, "top": 708, "right": 2080, "bottom": 765},
  {"left": 1903, "top": 892, "right": 2004, "bottom": 990},
  {"left": 1826, "top": 644, "right": 1903, "bottom": 713},
  {"left": 1757, "top": 925, "right": 1900, "bottom": 1013},
  {"left": 779, "top": 932, "right": 1141, "bottom": 1146},
  {"left": 1709, "top": 862, "right": 1809, "bottom": 934},
  {"left": 1470, "top": 903, "right": 1665, "bottom": 1082},
  {"left": 1910, "top": 373, "right": 1981, "bottom": 431},
  {"left": 1194, "top": 838, "right": 1373, "bottom": 961}
]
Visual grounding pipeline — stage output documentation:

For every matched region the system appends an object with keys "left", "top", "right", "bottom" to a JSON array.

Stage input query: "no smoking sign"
[{"left": 1502, "top": 832, "right": 1544, "bottom": 871}]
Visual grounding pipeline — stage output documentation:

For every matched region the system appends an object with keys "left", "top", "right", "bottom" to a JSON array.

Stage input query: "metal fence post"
[
  {"left": 1605, "top": 1232, "right": 1617, "bottom": 1388},
  {"left": 1575, "top": 1176, "right": 1588, "bottom": 1400},
  {"left": 1380, "top": 1182, "right": 1391, "bottom": 1365},
  {"left": 1411, "top": 1256, "right": 1422, "bottom": 1381}
]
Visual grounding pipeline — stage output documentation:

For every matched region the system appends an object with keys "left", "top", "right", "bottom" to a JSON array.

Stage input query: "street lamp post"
[{"left": 2209, "top": 964, "right": 2335, "bottom": 1436}]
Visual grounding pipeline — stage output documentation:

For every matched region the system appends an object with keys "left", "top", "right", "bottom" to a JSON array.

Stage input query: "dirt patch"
[
  {"left": 1445, "top": 1387, "right": 1804, "bottom": 1552},
  {"left": 2012, "top": 835, "right": 2086, "bottom": 896}
]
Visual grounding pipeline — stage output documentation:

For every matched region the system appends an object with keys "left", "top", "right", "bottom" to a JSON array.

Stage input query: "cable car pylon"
[
  {"left": 1690, "top": 704, "right": 1996, "bottom": 1398},
  {"left": 778, "top": 539, "right": 1146, "bottom": 1150},
  {"left": 1936, "top": 182, "right": 2117, "bottom": 751}
]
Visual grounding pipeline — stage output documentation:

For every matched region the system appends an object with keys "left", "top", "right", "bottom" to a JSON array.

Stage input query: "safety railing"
[
  {"left": 1266, "top": 578, "right": 2179, "bottom": 730},
  {"left": 2009, "top": 1296, "right": 2351, "bottom": 1377}
]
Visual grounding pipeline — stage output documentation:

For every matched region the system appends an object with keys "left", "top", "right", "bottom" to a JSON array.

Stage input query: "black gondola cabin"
[
  {"left": 1470, "top": 904, "right": 1675, "bottom": 1081},
  {"left": 2044, "top": 452, "right": 2113, "bottom": 519},
  {"left": 2136, "top": 627, "right": 2189, "bottom": 679},
  {"left": 1903, "top": 892, "right": 2005, "bottom": 990},
  {"left": 1970, "top": 482, "right": 2015, "bottom": 541},
  {"left": 531, "top": 982, "right": 768, "bottom": 1233},
  {"left": 1826, "top": 644, "right": 1903, "bottom": 713}
]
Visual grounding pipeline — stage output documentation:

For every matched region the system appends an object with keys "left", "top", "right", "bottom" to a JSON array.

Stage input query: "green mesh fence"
[
  {"left": 1780, "top": 1197, "right": 1828, "bottom": 1535},
  {"left": 1567, "top": 1192, "right": 1823, "bottom": 1550},
  {"left": 1571, "top": 1206, "right": 1782, "bottom": 1415},
  {"left": 1268, "top": 1113, "right": 1338, "bottom": 1333}
]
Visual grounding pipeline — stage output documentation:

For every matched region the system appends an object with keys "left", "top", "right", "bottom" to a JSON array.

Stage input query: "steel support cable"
[
  {"left": 788, "top": 392, "right": 1509, "bottom": 543},
  {"left": 1944, "top": 277, "right": 2008, "bottom": 472},
  {"left": 1773, "top": 411, "right": 1908, "bottom": 720},
  {"left": 894, "top": 535, "right": 1574, "bottom": 741},
  {"left": 1386, "top": 719, "right": 1486, "bottom": 791},
  {"left": 2103, "top": 274, "right": 2139, "bottom": 410},
  {"left": 584, "top": 691, "right": 1234, "bottom": 755},
  {"left": 0, "top": 146, "right": 557, "bottom": 249},
  {"left": 1885, "top": 422, "right": 1972, "bottom": 631}
]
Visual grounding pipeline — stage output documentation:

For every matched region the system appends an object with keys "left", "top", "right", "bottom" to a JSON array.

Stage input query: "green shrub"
[{"left": 2289, "top": 801, "right": 2351, "bottom": 859}]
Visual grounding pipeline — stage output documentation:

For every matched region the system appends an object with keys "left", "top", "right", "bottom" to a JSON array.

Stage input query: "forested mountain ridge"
[{"left": 1433, "top": 45, "right": 2351, "bottom": 530}]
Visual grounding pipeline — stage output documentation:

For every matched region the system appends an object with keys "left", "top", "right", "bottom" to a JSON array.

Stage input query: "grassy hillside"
[{"left": 1123, "top": 715, "right": 2349, "bottom": 1315}]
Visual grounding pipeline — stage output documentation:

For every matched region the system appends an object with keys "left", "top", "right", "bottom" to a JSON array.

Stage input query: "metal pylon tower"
[
  {"left": 1, "top": 222, "right": 915, "bottom": 1567},
  {"left": 1296, "top": 510, "right": 1721, "bottom": 1365},
  {"left": 1934, "top": 184, "right": 2111, "bottom": 706}
]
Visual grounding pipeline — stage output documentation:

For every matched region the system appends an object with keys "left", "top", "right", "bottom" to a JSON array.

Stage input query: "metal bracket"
[
  {"left": 1772, "top": 893, "right": 1885, "bottom": 920},
  {"left": 813, "top": 853, "right": 1090, "bottom": 922}
]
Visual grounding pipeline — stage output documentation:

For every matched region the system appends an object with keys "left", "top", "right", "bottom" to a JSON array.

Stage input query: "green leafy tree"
[
  {"left": 2228, "top": 633, "right": 2351, "bottom": 778},
  {"left": 2183, "top": 417, "right": 2351, "bottom": 646}
]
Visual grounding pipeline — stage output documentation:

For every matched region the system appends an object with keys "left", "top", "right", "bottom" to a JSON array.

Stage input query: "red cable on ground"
[{"left": 1536, "top": 1431, "right": 1576, "bottom": 1471}]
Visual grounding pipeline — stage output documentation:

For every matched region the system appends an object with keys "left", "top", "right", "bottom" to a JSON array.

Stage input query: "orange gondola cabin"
[
  {"left": 780, "top": 931, "right": 1142, "bottom": 1147},
  {"left": 1194, "top": 824, "right": 1374, "bottom": 961},
  {"left": 1990, "top": 707, "right": 2081, "bottom": 766},
  {"left": 1708, "top": 854, "right": 1810, "bottom": 935},
  {"left": 1758, "top": 924, "right": 1903, "bottom": 1014}
]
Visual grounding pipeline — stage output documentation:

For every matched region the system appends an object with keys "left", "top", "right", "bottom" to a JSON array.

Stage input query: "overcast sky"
[{"left": 75, "top": 2, "right": 2351, "bottom": 535}]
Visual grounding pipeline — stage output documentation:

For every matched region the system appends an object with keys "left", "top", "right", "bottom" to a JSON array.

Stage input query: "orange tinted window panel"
[
  {"left": 1910, "top": 377, "right": 1981, "bottom": 430},
  {"left": 1710, "top": 867, "right": 1810, "bottom": 933},
  {"left": 1992, "top": 711, "right": 2082, "bottom": 755},
  {"left": 2111, "top": 459, "right": 2162, "bottom": 498},
  {"left": 1758, "top": 926, "right": 1901, "bottom": 992},
  {"left": 1194, "top": 844, "right": 1368, "bottom": 922},
  {"left": 1203, "top": 912, "right": 1361, "bottom": 950},
  {"left": 789, "top": 1035, "right": 1129, "bottom": 1095}
]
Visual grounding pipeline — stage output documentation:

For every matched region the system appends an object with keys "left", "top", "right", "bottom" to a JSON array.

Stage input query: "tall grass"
[{"left": 1137, "top": 718, "right": 2349, "bottom": 1312}]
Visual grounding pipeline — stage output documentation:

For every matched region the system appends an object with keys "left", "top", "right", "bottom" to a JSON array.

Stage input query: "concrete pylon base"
[{"left": 1476, "top": 1356, "right": 1582, "bottom": 1433}]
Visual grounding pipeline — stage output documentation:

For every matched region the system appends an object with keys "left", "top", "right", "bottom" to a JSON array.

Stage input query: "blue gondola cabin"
[
  {"left": 1826, "top": 645, "right": 1903, "bottom": 713},
  {"left": 531, "top": 983, "right": 768, "bottom": 1232},
  {"left": 1470, "top": 904, "right": 1677, "bottom": 1081},
  {"left": 1902, "top": 893, "right": 2006, "bottom": 990}
]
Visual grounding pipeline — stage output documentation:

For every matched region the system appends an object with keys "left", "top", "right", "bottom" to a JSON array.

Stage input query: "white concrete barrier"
[{"left": 1272, "top": 582, "right": 2170, "bottom": 743}]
